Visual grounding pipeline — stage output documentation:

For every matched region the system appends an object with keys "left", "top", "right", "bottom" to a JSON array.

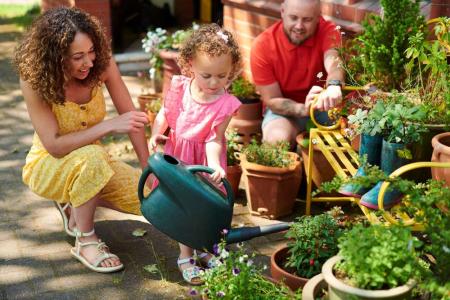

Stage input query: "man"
[{"left": 250, "top": 0, "right": 344, "bottom": 144}]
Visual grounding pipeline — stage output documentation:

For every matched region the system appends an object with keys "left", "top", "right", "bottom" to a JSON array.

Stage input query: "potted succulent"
[
  {"left": 238, "top": 140, "right": 301, "bottom": 219},
  {"left": 225, "top": 129, "right": 242, "bottom": 197},
  {"left": 322, "top": 224, "right": 425, "bottom": 300},
  {"left": 145, "top": 95, "right": 162, "bottom": 127},
  {"left": 191, "top": 239, "right": 298, "bottom": 299},
  {"left": 271, "top": 208, "right": 345, "bottom": 291},
  {"left": 142, "top": 23, "right": 198, "bottom": 96},
  {"left": 228, "top": 76, "right": 262, "bottom": 145}
]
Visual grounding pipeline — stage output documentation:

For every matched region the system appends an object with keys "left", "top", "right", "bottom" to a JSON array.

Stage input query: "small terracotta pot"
[
  {"left": 228, "top": 99, "right": 263, "bottom": 145},
  {"left": 226, "top": 164, "right": 242, "bottom": 197},
  {"left": 137, "top": 93, "right": 162, "bottom": 112},
  {"left": 322, "top": 256, "right": 415, "bottom": 300},
  {"left": 147, "top": 111, "right": 157, "bottom": 127},
  {"left": 270, "top": 246, "right": 308, "bottom": 291},
  {"left": 431, "top": 132, "right": 450, "bottom": 187},
  {"left": 159, "top": 50, "right": 181, "bottom": 97},
  {"left": 239, "top": 152, "right": 302, "bottom": 219}
]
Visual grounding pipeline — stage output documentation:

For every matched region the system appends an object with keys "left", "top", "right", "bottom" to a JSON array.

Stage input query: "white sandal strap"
[
  {"left": 75, "top": 229, "right": 95, "bottom": 238},
  {"left": 177, "top": 257, "right": 195, "bottom": 266},
  {"left": 195, "top": 250, "right": 208, "bottom": 259},
  {"left": 92, "top": 252, "right": 119, "bottom": 267}
]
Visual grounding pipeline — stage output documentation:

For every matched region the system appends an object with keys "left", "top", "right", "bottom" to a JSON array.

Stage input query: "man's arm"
[
  {"left": 256, "top": 82, "right": 309, "bottom": 117},
  {"left": 315, "top": 49, "right": 345, "bottom": 111}
]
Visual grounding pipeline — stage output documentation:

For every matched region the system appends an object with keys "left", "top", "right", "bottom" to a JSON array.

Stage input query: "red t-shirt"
[{"left": 250, "top": 17, "right": 341, "bottom": 103}]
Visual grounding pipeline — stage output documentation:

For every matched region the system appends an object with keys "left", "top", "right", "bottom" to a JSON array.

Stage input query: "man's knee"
[{"left": 262, "top": 123, "right": 297, "bottom": 145}]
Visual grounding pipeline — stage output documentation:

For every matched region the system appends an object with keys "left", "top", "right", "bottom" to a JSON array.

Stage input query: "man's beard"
[{"left": 283, "top": 27, "right": 308, "bottom": 46}]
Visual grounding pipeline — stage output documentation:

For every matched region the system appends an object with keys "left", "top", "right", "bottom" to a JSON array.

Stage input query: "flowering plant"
[
  {"left": 191, "top": 237, "right": 298, "bottom": 299},
  {"left": 141, "top": 23, "right": 198, "bottom": 72}
]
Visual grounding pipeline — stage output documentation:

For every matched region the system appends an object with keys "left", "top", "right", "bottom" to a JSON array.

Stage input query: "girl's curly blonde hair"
[
  {"left": 14, "top": 7, "right": 111, "bottom": 105},
  {"left": 178, "top": 23, "right": 242, "bottom": 81}
]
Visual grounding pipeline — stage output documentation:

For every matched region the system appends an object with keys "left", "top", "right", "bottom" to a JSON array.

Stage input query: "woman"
[{"left": 14, "top": 7, "right": 149, "bottom": 273}]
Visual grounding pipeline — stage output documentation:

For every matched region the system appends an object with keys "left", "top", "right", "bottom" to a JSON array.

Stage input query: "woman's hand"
[
  {"left": 209, "top": 165, "right": 226, "bottom": 185},
  {"left": 109, "top": 111, "right": 149, "bottom": 134},
  {"left": 149, "top": 134, "right": 169, "bottom": 150}
]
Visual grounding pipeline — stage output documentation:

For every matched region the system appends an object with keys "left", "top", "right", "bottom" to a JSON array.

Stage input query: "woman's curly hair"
[
  {"left": 178, "top": 23, "right": 242, "bottom": 82},
  {"left": 14, "top": 7, "right": 111, "bottom": 105}
]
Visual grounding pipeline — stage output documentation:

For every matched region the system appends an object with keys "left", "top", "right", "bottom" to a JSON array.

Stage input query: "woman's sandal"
[
  {"left": 177, "top": 257, "right": 204, "bottom": 285},
  {"left": 70, "top": 229, "right": 124, "bottom": 273},
  {"left": 54, "top": 202, "right": 76, "bottom": 237},
  {"left": 195, "top": 250, "right": 219, "bottom": 269}
]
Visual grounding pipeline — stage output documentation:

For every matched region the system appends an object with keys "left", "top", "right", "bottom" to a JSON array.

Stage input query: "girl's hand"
[
  {"left": 149, "top": 134, "right": 169, "bottom": 150},
  {"left": 209, "top": 166, "right": 226, "bottom": 185},
  {"left": 110, "top": 111, "right": 149, "bottom": 133}
]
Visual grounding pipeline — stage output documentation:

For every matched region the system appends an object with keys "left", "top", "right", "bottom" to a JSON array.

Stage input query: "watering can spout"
[{"left": 225, "top": 223, "right": 291, "bottom": 244}]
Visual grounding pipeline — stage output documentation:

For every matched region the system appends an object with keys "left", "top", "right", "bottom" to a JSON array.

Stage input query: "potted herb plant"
[
  {"left": 145, "top": 95, "right": 162, "bottom": 127},
  {"left": 191, "top": 239, "right": 298, "bottom": 299},
  {"left": 271, "top": 209, "right": 344, "bottom": 291},
  {"left": 225, "top": 129, "right": 242, "bottom": 197},
  {"left": 322, "top": 224, "right": 425, "bottom": 300},
  {"left": 238, "top": 140, "right": 301, "bottom": 219},
  {"left": 142, "top": 23, "right": 198, "bottom": 96},
  {"left": 228, "top": 76, "right": 262, "bottom": 145}
]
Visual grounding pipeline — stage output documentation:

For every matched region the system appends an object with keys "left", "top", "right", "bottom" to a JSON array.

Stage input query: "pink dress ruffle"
[{"left": 163, "top": 75, "right": 241, "bottom": 170}]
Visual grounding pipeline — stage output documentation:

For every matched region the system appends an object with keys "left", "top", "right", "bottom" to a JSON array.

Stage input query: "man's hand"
[
  {"left": 305, "top": 85, "right": 324, "bottom": 113},
  {"left": 315, "top": 85, "right": 342, "bottom": 111}
]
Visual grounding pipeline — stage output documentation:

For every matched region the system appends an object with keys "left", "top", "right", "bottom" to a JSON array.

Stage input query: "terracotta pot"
[
  {"left": 270, "top": 246, "right": 308, "bottom": 291},
  {"left": 228, "top": 99, "right": 263, "bottom": 145},
  {"left": 302, "top": 273, "right": 328, "bottom": 300},
  {"left": 351, "top": 134, "right": 361, "bottom": 152},
  {"left": 322, "top": 256, "right": 415, "bottom": 300},
  {"left": 431, "top": 132, "right": 450, "bottom": 187},
  {"left": 240, "top": 152, "right": 302, "bottom": 219},
  {"left": 296, "top": 132, "right": 335, "bottom": 188},
  {"left": 147, "top": 111, "right": 157, "bottom": 127},
  {"left": 226, "top": 164, "right": 242, "bottom": 197},
  {"left": 159, "top": 50, "right": 181, "bottom": 97},
  {"left": 137, "top": 93, "right": 162, "bottom": 112}
]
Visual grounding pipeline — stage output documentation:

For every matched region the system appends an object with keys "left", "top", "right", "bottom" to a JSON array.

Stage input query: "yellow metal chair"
[{"left": 303, "top": 90, "right": 450, "bottom": 231}]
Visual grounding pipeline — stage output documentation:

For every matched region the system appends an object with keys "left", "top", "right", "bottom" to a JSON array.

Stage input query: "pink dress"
[{"left": 163, "top": 75, "right": 241, "bottom": 170}]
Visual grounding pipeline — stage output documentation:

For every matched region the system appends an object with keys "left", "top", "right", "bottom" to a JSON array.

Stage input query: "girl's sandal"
[
  {"left": 195, "top": 250, "right": 219, "bottom": 269},
  {"left": 177, "top": 257, "right": 204, "bottom": 285},
  {"left": 70, "top": 229, "right": 124, "bottom": 273},
  {"left": 54, "top": 202, "right": 76, "bottom": 237}
]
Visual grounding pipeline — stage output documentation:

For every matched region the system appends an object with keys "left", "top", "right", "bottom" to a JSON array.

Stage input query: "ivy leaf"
[
  {"left": 132, "top": 228, "right": 147, "bottom": 237},
  {"left": 143, "top": 264, "right": 159, "bottom": 274}
]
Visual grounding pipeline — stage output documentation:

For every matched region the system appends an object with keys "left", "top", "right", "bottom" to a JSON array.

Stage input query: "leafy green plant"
[
  {"left": 285, "top": 211, "right": 344, "bottom": 278},
  {"left": 336, "top": 224, "right": 425, "bottom": 290},
  {"left": 242, "top": 140, "right": 293, "bottom": 168},
  {"left": 405, "top": 17, "right": 450, "bottom": 125},
  {"left": 192, "top": 239, "right": 299, "bottom": 299},
  {"left": 349, "top": 0, "right": 425, "bottom": 90},
  {"left": 230, "top": 77, "right": 258, "bottom": 100},
  {"left": 145, "top": 97, "right": 162, "bottom": 113},
  {"left": 399, "top": 180, "right": 450, "bottom": 299},
  {"left": 226, "top": 129, "right": 241, "bottom": 166}
]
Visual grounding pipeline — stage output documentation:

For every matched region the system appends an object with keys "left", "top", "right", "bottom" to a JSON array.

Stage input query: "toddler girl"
[{"left": 149, "top": 23, "right": 242, "bottom": 285}]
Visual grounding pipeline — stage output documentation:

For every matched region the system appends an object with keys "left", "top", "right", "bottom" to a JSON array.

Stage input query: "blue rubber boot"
[
  {"left": 339, "top": 134, "right": 382, "bottom": 197},
  {"left": 360, "top": 140, "right": 409, "bottom": 209}
]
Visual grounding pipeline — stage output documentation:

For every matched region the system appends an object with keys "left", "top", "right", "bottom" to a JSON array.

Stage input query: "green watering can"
[{"left": 138, "top": 153, "right": 290, "bottom": 252}]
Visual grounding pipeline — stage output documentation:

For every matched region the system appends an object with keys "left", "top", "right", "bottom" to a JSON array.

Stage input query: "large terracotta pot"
[
  {"left": 322, "top": 256, "right": 415, "bottom": 300},
  {"left": 159, "top": 50, "right": 181, "bottom": 97},
  {"left": 226, "top": 164, "right": 242, "bottom": 197},
  {"left": 228, "top": 98, "right": 263, "bottom": 145},
  {"left": 239, "top": 152, "right": 301, "bottom": 219},
  {"left": 270, "top": 246, "right": 308, "bottom": 291},
  {"left": 296, "top": 132, "right": 335, "bottom": 189},
  {"left": 431, "top": 132, "right": 450, "bottom": 187}
]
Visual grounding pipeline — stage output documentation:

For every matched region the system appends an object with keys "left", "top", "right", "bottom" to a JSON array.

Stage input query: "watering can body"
[{"left": 138, "top": 153, "right": 290, "bottom": 252}]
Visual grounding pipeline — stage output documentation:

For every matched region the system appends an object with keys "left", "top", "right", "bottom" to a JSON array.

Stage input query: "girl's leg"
[{"left": 72, "top": 195, "right": 121, "bottom": 268}]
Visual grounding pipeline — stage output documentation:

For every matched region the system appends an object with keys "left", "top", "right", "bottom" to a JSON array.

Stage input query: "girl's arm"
[
  {"left": 21, "top": 78, "right": 148, "bottom": 159},
  {"left": 205, "top": 116, "right": 233, "bottom": 183},
  {"left": 149, "top": 107, "right": 169, "bottom": 150},
  {"left": 103, "top": 58, "right": 150, "bottom": 169}
]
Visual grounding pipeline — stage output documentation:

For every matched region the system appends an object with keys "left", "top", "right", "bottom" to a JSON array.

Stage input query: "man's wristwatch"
[{"left": 326, "top": 79, "right": 342, "bottom": 88}]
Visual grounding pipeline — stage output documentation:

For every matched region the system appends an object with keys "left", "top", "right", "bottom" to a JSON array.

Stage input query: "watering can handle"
[
  {"left": 138, "top": 165, "right": 153, "bottom": 203},
  {"left": 185, "top": 165, "right": 234, "bottom": 209}
]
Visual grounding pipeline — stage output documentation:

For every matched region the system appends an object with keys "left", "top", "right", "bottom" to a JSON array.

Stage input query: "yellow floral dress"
[{"left": 23, "top": 85, "right": 142, "bottom": 215}]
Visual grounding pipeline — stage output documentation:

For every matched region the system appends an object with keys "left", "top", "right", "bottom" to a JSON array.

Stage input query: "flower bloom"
[
  {"left": 213, "top": 244, "right": 220, "bottom": 255},
  {"left": 217, "top": 291, "right": 226, "bottom": 297},
  {"left": 222, "top": 228, "right": 229, "bottom": 235},
  {"left": 309, "top": 259, "right": 315, "bottom": 266},
  {"left": 316, "top": 72, "right": 323, "bottom": 79},
  {"left": 189, "top": 289, "right": 197, "bottom": 296},
  {"left": 232, "top": 267, "right": 241, "bottom": 276}
]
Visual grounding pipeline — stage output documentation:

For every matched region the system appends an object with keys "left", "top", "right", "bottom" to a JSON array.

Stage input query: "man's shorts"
[{"left": 262, "top": 108, "right": 330, "bottom": 132}]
